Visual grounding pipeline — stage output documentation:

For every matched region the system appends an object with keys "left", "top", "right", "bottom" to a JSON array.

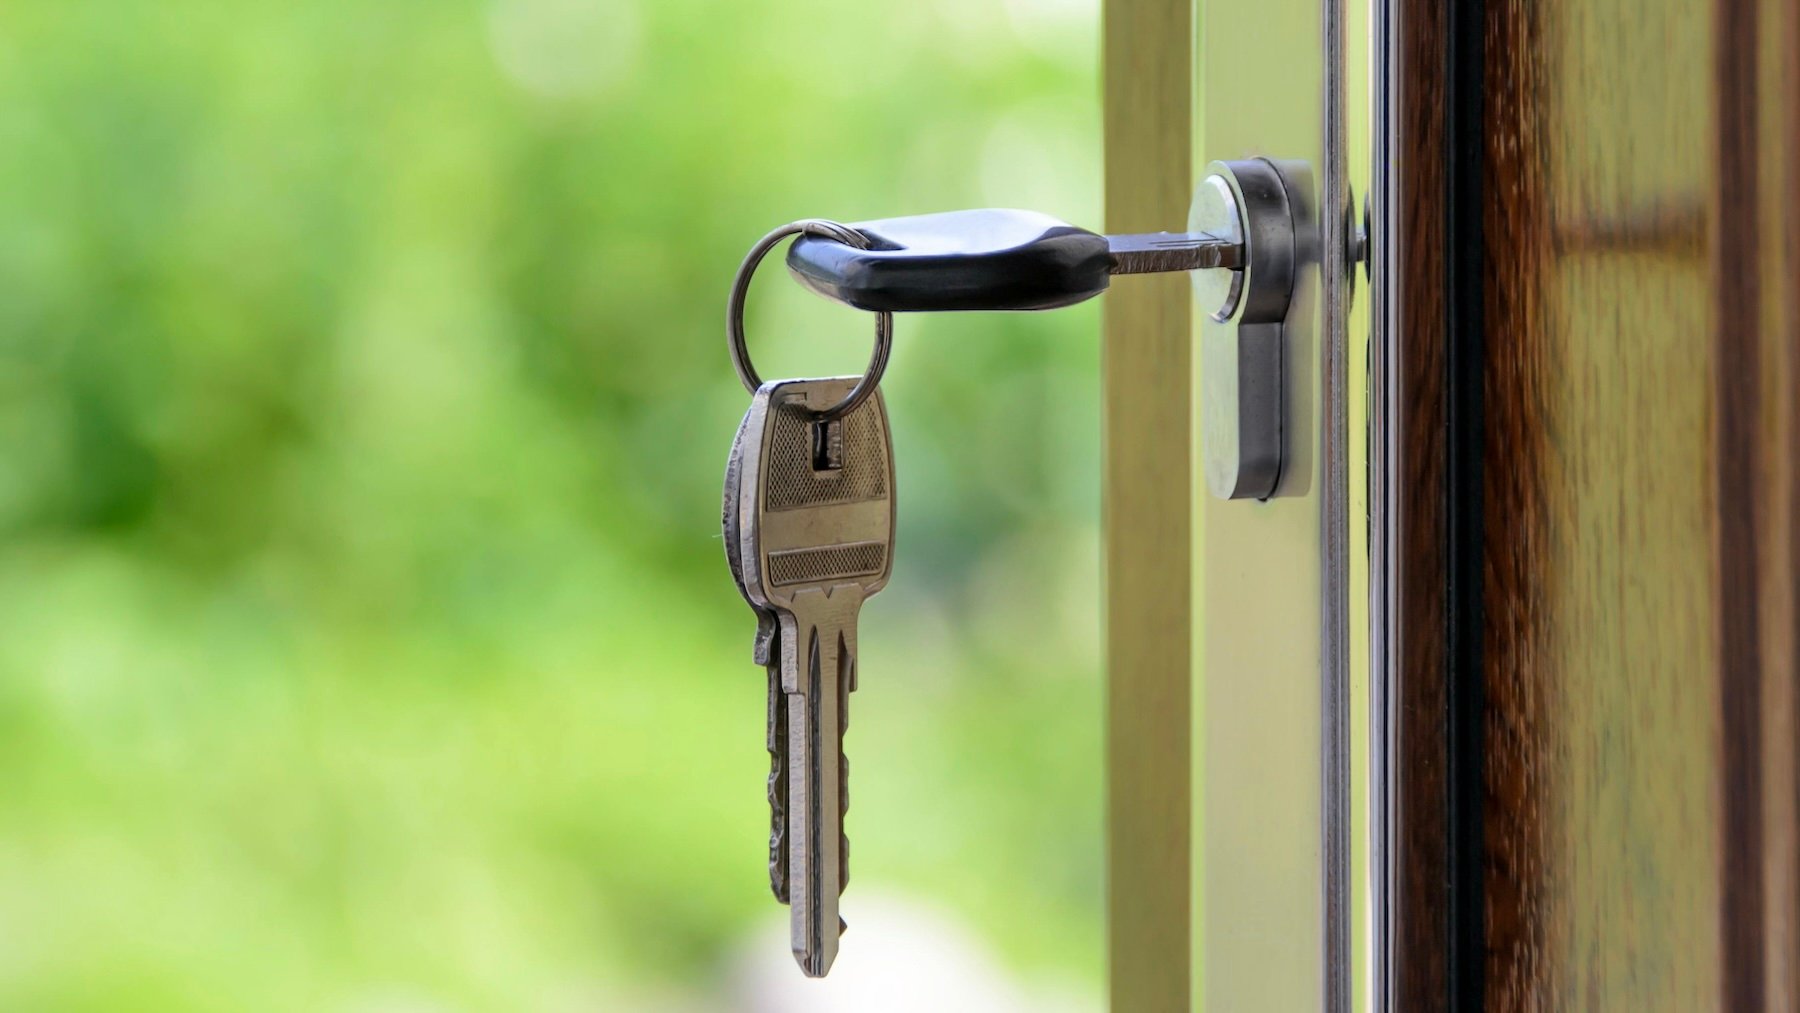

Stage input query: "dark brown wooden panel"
[
  {"left": 1379, "top": 0, "right": 1456, "bottom": 1003},
  {"left": 1383, "top": 0, "right": 1799, "bottom": 1007}
]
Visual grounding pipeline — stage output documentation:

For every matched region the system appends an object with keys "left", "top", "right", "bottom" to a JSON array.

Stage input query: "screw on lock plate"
[{"left": 783, "top": 157, "right": 1302, "bottom": 501}]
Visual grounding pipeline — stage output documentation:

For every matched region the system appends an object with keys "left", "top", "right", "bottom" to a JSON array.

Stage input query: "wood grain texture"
[
  {"left": 1101, "top": 1, "right": 1191, "bottom": 1009},
  {"left": 1385, "top": 0, "right": 1799, "bottom": 1007},
  {"left": 1713, "top": 0, "right": 1766, "bottom": 1005},
  {"left": 1485, "top": 0, "right": 1727, "bottom": 1004},
  {"left": 1383, "top": 0, "right": 1452, "bottom": 994},
  {"left": 1381, "top": 0, "right": 1460, "bottom": 1004},
  {"left": 1755, "top": 0, "right": 1800, "bottom": 1004}
]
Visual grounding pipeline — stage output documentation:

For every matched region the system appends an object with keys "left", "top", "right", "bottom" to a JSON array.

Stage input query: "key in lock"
[{"left": 785, "top": 157, "right": 1307, "bottom": 502}]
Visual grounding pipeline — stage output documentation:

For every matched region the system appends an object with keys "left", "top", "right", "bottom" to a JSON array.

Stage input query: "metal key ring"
[{"left": 727, "top": 219, "right": 894, "bottom": 422}]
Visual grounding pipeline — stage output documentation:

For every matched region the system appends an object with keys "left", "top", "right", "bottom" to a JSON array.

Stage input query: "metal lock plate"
[{"left": 1191, "top": 158, "right": 1299, "bottom": 501}]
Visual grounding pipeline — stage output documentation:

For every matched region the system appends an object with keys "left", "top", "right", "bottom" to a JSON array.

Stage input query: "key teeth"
[
  {"left": 766, "top": 660, "right": 790, "bottom": 904},
  {"left": 838, "top": 630, "right": 852, "bottom": 892},
  {"left": 840, "top": 752, "right": 850, "bottom": 890},
  {"left": 768, "top": 763, "right": 788, "bottom": 903}
]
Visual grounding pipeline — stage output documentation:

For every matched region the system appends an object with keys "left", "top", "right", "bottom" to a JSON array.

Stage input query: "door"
[{"left": 1376, "top": 0, "right": 1800, "bottom": 1009}]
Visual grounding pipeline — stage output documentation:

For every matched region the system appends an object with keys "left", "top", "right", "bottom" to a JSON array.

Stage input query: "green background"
[{"left": 0, "top": 0, "right": 1104, "bottom": 1008}]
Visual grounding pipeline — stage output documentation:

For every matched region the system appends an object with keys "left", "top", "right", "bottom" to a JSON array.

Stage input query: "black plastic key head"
[{"left": 785, "top": 209, "right": 1113, "bottom": 313}]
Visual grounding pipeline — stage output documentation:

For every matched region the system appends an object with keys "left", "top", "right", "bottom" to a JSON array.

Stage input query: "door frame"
[
  {"left": 1102, "top": 0, "right": 1360, "bottom": 1006},
  {"left": 1101, "top": 2, "right": 1195, "bottom": 1008}
]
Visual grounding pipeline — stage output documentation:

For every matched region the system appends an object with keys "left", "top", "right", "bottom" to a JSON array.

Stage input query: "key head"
[
  {"left": 786, "top": 209, "right": 1113, "bottom": 312},
  {"left": 724, "top": 406, "right": 784, "bottom": 662},
  {"left": 726, "top": 405, "right": 794, "bottom": 902},
  {"left": 736, "top": 377, "right": 896, "bottom": 615},
  {"left": 722, "top": 407, "right": 755, "bottom": 605}
]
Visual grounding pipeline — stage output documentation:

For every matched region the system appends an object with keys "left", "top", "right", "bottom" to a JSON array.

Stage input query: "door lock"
[
  {"left": 784, "top": 157, "right": 1305, "bottom": 500},
  {"left": 1190, "top": 158, "right": 1296, "bottom": 500}
]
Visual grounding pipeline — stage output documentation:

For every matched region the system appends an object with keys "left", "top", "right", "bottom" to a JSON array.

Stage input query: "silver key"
[
  {"left": 723, "top": 410, "right": 788, "bottom": 902},
  {"left": 734, "top": 376, "right": 895, "bottom": 977}
]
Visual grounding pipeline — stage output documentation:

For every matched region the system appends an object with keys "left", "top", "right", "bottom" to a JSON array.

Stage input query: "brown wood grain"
[
  {"left": 1101, "top": 1, "right": 1192, "bottom": 1008},
  {"left": 1714, "top": 0, "right": 1766, "bottom": 1005},
  {"left": 1386, "top": 0, "right": 1799, "bottom": 1008},
  {"left": 1482, "top": 0, "right": 1728, "bottom": 1003},
  {"left": 1479, "top": 0, "right": 1558, "bottom": 1001},
  {"left": 1384, "top": 0, "right": 1455, "bottom": 1004},
  {"left": 1754, "top": 0, "right": 1800, "bottom": 1003}
]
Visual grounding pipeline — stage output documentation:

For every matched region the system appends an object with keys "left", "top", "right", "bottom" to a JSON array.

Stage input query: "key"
[
  {"left": 784, "top": 207, "right": 1243, "bottom": 312},
  {"left": 783, "top": 157, "right": 1300, "bottom": 501},
  {"left": 734, "top": 375, "right": 895, "bottom": 978},
  {"left": 723, "top": 409, "right": 789, "bottom": 902}
]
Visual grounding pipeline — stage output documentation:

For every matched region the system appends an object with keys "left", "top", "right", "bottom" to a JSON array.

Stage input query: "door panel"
[
  {"left": 1197, "top": 1, "right": 1358, "bottom": 1011},
  {"left": 1376, "top": 0, "right": 1800, "bottom": 1007},
  {"left": 1483, "top": 3, "right": 1722, "bottom": 1004}
]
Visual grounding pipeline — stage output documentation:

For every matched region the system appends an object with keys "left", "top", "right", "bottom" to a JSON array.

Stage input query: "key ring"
[{"left": 727, "top": 219, "right": 894, "bottom": 422}]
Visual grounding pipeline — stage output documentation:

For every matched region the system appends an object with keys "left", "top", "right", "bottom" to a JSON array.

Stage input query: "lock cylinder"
[{"left": 1191, "top": 158, "right": 1299, "bottom": 501}]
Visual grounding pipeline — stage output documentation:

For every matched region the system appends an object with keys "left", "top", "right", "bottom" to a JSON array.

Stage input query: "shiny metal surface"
[
  {"left": 1196, "top": 159, "right": 1297, "bottom": 501},
  {"left": 1106, "top": 230, "right": 1244, "bottom": 273},
  {"left": 727, "top": 221, "right": 893, "bottom": 422},
  {"left": 1317, "top": 0, "right": 1353, "bottom": 1001},
  {"left": 1189, "top": 173, "right": 1246, "bottom": 321},
  {"left": 1368, "top": 3, "right": 1395, "bottom": 1009}
]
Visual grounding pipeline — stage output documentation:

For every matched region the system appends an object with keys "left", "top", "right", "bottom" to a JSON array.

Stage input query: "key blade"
[
  {"left": 786, "top": 613, "right": 852, "bottom": 976},
  {"left": 1106, "top": 230, "right": 1244, "bottom": 273}
]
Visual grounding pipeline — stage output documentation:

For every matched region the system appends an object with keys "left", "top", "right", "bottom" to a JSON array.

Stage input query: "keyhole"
[{"left": 811, "top": 419, "right": 843, "bottom": 472}]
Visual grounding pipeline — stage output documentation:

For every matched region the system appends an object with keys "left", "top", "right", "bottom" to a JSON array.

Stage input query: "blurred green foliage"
[{"left": 0, "top": 0, "right": 1102, "bottom": 1007}]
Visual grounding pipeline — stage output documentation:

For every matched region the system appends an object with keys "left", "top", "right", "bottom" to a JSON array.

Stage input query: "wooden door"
[{"left": 1375, "top": 0, "right": 1800, "bottom": 1009}]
